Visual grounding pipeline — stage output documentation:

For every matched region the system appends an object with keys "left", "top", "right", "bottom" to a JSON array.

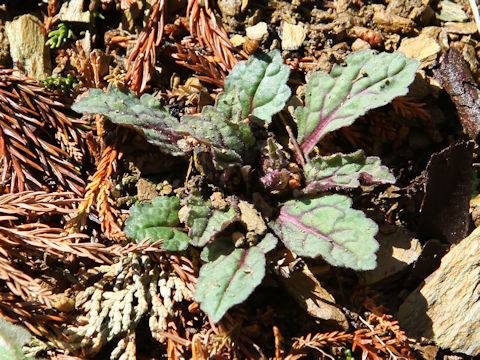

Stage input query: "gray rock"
[{"left": 398, "top": 226, "right": 480, "bottom": 356}]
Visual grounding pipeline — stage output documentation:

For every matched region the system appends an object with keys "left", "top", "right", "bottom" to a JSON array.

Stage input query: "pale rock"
[
  {"left": 230, "top": 34, "right": 246, "bottom": 47},
  {"left": 351, "top": 38, "right": 371, "bottom": 51},
  {"left": 373, "top": 5, "right": 415, "bottom": 33},
  {"left": 398, "top": 226, "right": 480, "bottom": 356},
  {"left": 360, "top": 224, "right": 421, "bottom": 285},
  {"left": 59, "top": 0, "right": 90, "bottom": 23},
  {"left": 435, "top": 0, "right": 469, "bottom": 22},
  {"left": 274, "top": 250, "right": 348, "bottom": 329},
  {"left": 397, "top": 34, "right": 441, "bottom": 67},
  {"left": 5, "top": 14, "right": 51, "bottom": 80},
  {"left": 280, "top": 21, "right": 306, "bottom": 50},
  {"left": 246, "top": 21, "right": 268, "bottom": 42},
  {"left": 281, "top": 21, "right": 307, "bottom": 50},
  {"left": 217, "top": 0, "right": 244, "bottom": 17},
  {"left": 444, "top": 21, "right": 477, "bottom": 34}
]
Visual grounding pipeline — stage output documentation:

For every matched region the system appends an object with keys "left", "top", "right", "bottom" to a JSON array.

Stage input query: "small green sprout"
[
  {"left": 43, "top": 74, "right": 76, "bottom": 92},
  {"left": 46, "top": 23, "right": 73, "bottom": 49}
]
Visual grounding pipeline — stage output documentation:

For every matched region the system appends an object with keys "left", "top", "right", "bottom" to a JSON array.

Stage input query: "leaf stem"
[{"left": 278, "top": 112, "right": 306, "bottom": 168}]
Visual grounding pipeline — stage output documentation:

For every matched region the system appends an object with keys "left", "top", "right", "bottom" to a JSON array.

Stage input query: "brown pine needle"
[
  {"left": 70, "top": 128, "right": 126, "bottom": 241},
  {"left": 0, "top": 191, "right": 79, "bottom": 221},
  {"left": 125, "top": 0, "right": 166, "bottom": 94},
  {"left": 0, "top": 69, "right": 86, "bottom": 195}
]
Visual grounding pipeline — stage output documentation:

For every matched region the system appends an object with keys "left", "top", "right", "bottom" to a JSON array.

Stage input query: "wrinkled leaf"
[
  {"left": 176, "top": 106, "right": 255, "bottom": 169},
  {"left": 185, "top": 196, "right": 238, "bottom": 247},
  {"left": 125, "top": 196, "right": 189, "bottom": 251},
  {"left": 224, "top": 50, "right": 291, "bottom": 123},
  {"left": 271, "top": 195, "right": 379, "bottom": 270},
  {"left": 0, "top": 317, "right": 30, "bottom": 360},
  {"left": 200, "top": 237, "right": 235, "bottom": 262},
  {"left": 216, "top": 88, "right": 244, "bottom": 124},
  {"left": 73, "top": 87, "right": 184, "bottom": 156},
  {"left": 296, "top": 50, "right": 419, "bottom": 155},
  {"left": 195, "top": 246, "right": 266, "bottom": 322},
  {"left": 256, "top": 233, "right": 278, "bottom": 253},
  {"left": 304, "top": 150, "right": 395, "bottom": 193}
]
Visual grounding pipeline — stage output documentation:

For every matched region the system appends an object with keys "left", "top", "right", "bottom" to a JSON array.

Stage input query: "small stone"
[
  {"left": 59, "top": 0, "right": 90, "bottom": 23},
  {"left": 398, "top": 34, "right": 441, "bottom": 67},
  {"left": 136, "top": 178, "right": 159, "bottom": 202},
  {"left": 280, "top": 21, "right": 306, "bottom": 50},
  {"left": 444, "top": 21, "right": 477, "bottom": 34},
  {"left": 373, "top": 6, "right": 415, "bottom": 33},
  {"left": 359, "top": 224, "right": 421, "bottom": 284},
  {"left": 232, "top": 232, "right": 245, "bottom": 247},
  {"left": 351, "top": 38, "right": 371, "bottom": 51},
  {"left": 238, "top": 201, "right": 267, "bottom": 236},
  {"left": 435, "top": 0, "right": 469, "bottom": 22},
  {"left": 217, "top": 0, "right": 243, "bottom": 17},
  {"left": 398, "top": 226, "right": 480, "bottom": 356},
  {"left": 54, "top": 296, "right": 76, "bottom": 312},
  {"left": 230, "top": 34, "right": 246, "bottom": 47},
  {"left": 210, "top": 192, "right": 228, "bottom": 210},
  {"left": 245, "top": 21, "right": 268, "bottom": 42},
  {"left": 5, "top": 14, "right": 51, "bottom": 80}
]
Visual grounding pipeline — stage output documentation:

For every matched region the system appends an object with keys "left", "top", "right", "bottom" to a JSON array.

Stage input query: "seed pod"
[{"left": 243, "top": 39, "right": 260, "bottom": 55}]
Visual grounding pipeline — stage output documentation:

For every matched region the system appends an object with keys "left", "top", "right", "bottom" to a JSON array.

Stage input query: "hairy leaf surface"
[
  {"left": 73, "top": 87, "right": 184, "bottom": 156},
  {"left": 195, "top": 246, "right": 265, "bottom": 322},
  {"left": 304, "top": 150, "right": 395, "bottom": 193},
  {"left": 271, "top": 195, "right": 379, "bottom": 270},
  {"left": 216, "top": 88, "right": 244, "bottom": 124},
  {"left": 177, "top": 106, "right": 255, "bottom": 169},
  {"left": 125, "top": 196, "right": 189, "bottom": 251},
  {"left": 200, "top": 237, "right": 235, "bottom": 262},
  {"left": 224, "top": 50, "right": 291, "bottom": 123},
  {"left": 185, "top": 196, "right": 238, "bottom": 247},
  {"left": 0, "top": 317, "right": 30, "bottom": 360},
  {"left": 296, "top": 50, "right": 419, "bottom": 155},
  {"left": 256, "top": 233, "right": 278, "bottom": 253}
]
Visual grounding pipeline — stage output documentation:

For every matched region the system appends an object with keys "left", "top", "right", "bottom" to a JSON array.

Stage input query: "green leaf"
[
  {"left": 200, "top": 237, "right": 235, "bottom": 262},
  {"left": 72, "top": 87, "right": 184, "bottom": 156},
  {"left": 224, "top": 50, "right": 291, "bottom": 123},
  {"left": 124, "top": 196, "right": 189, "bottom": 251},
  {"left": 296, "top": 50, "right": 420, "bottom": 155},
  {"left": 195, "top": 246, "right": 266, "bottom": 322},
  {"left": 216, "top": 88, "right": 244, "bottom": 124},
  {"left": 0, "top": 317, "right": 30, "bottom": 360},
  {"left": 256, "top": 233, "right": 278, "bottom": 254},
  {"left": 304, "top": 150, "right": 395, "bottom": 193},
  {"left": 176, "top": 106, "right": 255, "bottom": 169},
  {"left": 271, "top": 195, "right": 379, "bottom": 270},
  {"left": 184, "top": 196, "right": 238, "bottom": 247}
]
